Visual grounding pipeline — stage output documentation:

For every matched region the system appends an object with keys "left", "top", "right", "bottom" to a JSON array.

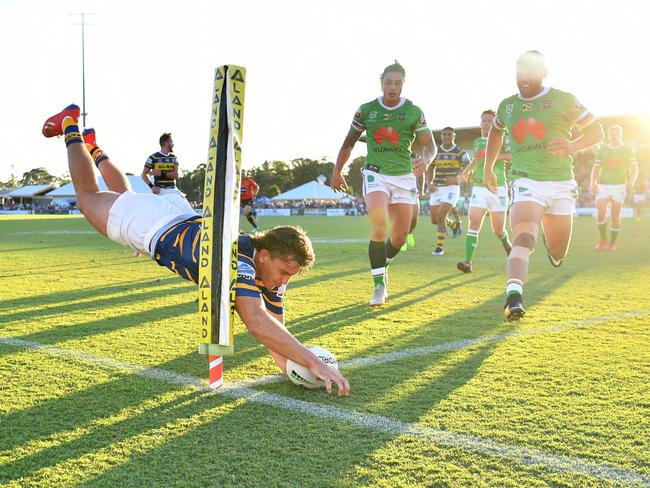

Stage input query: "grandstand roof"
[
  {"left": 48, "top": 175, "right": 152, "bottom": 197},
  {"left": 272, "top": 180, "right": 343, "bottom": 201},
  {"left": 7, "top": 184, "right": 57, "bottom": 197}
]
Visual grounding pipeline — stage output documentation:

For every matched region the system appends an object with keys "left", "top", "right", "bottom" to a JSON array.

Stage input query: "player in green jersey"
[
  {"left": 331, "top": 61, "right": 437, "bottom": 306},
  {"left": 590, "top": 125, "right": 638, "bottom": 250},
  {"left": 457, "top": 110, "right": 512, "bottom": 273},
  {"left": 484, "top": 51, "right": 603, "bottom": 320}
]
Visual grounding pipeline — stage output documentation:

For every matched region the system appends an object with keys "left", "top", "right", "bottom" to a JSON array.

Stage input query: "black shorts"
[{"left": 241, "top": 198, "right": 253, "bottom": 208}]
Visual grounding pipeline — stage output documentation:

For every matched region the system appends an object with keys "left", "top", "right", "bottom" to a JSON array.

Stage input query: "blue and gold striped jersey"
[
  {"left": 152, "top": 219, "right": 284, "bottom": 315},
  {"left": 145, "top": 151, "right": 178, "bottom": 188},
  {"left": 432, "top": 144, "right": 470, "bottom": 186}
]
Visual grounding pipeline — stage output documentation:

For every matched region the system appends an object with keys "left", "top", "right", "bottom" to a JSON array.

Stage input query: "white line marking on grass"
[
  {"left": 2, "top": 327, "right": 649, "bottom": 485},
  {"left": 231, "top": 308, "right": 650, "bottom": 389}
]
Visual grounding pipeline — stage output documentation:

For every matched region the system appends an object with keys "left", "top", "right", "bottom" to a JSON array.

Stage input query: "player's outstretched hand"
[
  {"left": 547, "top": 137, "right": 573, "bottom": 157},
  {"left": 311, "top": 361, "right": 350, "bottom": 397},
  {"left": 331, "top": 171, "right": 349, "bottom": 193},
  {"left": 152, "top": 186, "right": 161, "bottom": 195},
  {"left": 483, "top": 170, "right": 498, "bottom": 194},
  {"left": 591, "top": 182, "right": 599, "bottom": 196}
]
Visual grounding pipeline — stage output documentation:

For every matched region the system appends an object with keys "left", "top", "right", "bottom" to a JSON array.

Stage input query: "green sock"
[
  {"left": 610, "top": 228, "right": 620, "bottom": 244},
  {"left": 372, "top": 273, "right": 385, "bottom": 286},
  {"left": 465, "top": 230, "right": 478, "bottom": 261},
  {"left": 598, "top": 222, "right": 607, "bottom": 240}
]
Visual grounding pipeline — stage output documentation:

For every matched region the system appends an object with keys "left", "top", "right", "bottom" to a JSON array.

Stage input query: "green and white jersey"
[
  {"left": 472, "top": 136, "right": 509, "bottom": 187},
  {"left": 352, "top": 97, "right": 429, "bottom": 176},
  {"left": 595, "top": 144, "right": 637, "bottom": 185},
  {"left": 493, "top": 87, "right": 597, "bottom": 181}
]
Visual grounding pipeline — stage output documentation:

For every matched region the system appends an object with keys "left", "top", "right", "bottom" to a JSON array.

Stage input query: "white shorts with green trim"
[
  {"left": 469, "top": 185, "right": 508, "bottom": 212},
  {"left": 362, "top": 169, "right": 418, "bottom": 205},
  {"left": 596, "top": 184, "right": 626, "bottom": 204},
  {"left": 510, "top": 178, "right": 577, "bottom": 215}
]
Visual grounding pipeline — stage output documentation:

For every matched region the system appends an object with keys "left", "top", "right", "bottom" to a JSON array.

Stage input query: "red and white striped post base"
[{"left": 208, "top": 355, "right": 223, "bottom": 389}]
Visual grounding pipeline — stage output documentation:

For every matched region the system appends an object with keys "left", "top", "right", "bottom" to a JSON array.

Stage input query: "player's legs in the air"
[
  {"left": 595, "top": 196, "right": 610, "bottom": 251},
  {"left": 489, "top": 210, "right": 511, "bottom": 255},
  {"left": 42, "top": 105, "right": 120, "bottom": 236},
  {"left": 82, "top": 128, "right": 131, "bottom": 194},
  {"left": 609, "top": 199, "right": 623, "bottom": 250},
  {"left": 432, "top": 203, "right": 452, "bottom": 255},
  {"left": 366, "top": 191, "right": 391, "bottom": 306},
  {"left": 457, "top": 206, "right": 486, "bottom": 273},
  {"left": 504, "top": 201, "right": 546, "bottom": 320},
  {"left": 82, "top": 128, "right": 138, "bottom": 254}
]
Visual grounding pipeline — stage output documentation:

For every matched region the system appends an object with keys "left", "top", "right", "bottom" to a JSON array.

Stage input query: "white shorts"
[
  {"left": 429, "top": 185, "right": 460, "bottom": 206},
  {"left": 363, "top": 169, "right": 418, "bottom": 205},
  {"left": 634, "top": 194, "right": 646, "bottom": 203},
  {"left": 107, "top": 191, "right": 197, "bottom": 256},
  {"left": 156, "top": 188, "right": 196, "bottom": 214},
  {"left": 510, "top": 178, "right": 577, "bottom": 215},
  {"left": 596, "top": 184, "right": 626, "bottom": 204},
  {"left": 470, "top": 186, "right": 508, "bottom": 212}
]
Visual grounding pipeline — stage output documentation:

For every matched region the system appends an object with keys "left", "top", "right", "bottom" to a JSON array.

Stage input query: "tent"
[
  {"left": 7, "top": 184, "right": 57, "bottom": 205},
  {"left": 272, "top": 180, "right": 344, "bottom": 201}
]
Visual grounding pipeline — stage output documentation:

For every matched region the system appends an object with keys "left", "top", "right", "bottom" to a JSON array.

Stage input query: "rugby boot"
[
  {"left": 369, "top": 284, "right": 387, "bottom": 306},
  {"left": 504, "top": 293, "right": 525, "bottom": 321},
  {"left": 42, "top": 104, "right": 80, "bottom": 137}
]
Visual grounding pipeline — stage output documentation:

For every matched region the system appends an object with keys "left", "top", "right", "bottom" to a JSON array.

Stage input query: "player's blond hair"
[{"left": 253, "top": 226, "right": 315, "bottom": 271}]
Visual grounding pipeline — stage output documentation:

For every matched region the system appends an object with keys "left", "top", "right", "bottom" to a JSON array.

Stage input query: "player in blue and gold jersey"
[
  {"left": 41, "top": 103, "right": 350, "bottom": 396},
  {"left": 141, "top": 132, "right": 195, "bottom": 214},
  {"left": 425, "top": 127, "right": 470, "bottom": 255}
]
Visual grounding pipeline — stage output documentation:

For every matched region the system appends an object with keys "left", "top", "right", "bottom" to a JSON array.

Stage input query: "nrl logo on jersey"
[
  {"left": 542, "top": 101, "right": 552, "bottom": 109},
  {"left": 369, "top": 111, "right": 378, "bottom": 119},
  {"left": 522, "top": 103, "right": 533, "bottom": 112},
  {"left": 398, "top": 113, "right": 406, "bottom": 121}
]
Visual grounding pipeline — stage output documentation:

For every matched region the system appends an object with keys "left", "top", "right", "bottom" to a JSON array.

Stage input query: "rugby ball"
[{"left": 286, "top": 346, "right": 338, "bottom": 389}]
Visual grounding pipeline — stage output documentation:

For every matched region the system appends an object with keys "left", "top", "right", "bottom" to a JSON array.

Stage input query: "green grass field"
[{"left": 1, "top": 214, "right": 649, "bottom": 487}]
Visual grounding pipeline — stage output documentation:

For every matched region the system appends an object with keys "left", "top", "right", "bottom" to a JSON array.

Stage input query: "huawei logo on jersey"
[
  {"left": 511, "top": 118, "right": 547, "bottom": 144},
  {"left": 373, "top": 126, "right": 399, "bottom": 146},
  {"left": 475, "top": 149, "right": 486, "bottom": 160},
  {"left": 606, "top": 157, "right": 621, "bottom": 167}
]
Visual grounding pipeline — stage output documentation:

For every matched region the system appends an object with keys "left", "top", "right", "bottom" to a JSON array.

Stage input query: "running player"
[
  {"left": 331, "top": 61, "right": 436, "bottom": 306},
  {"left": 457, "top": 110, "right": 512, "bottom": 273},
  {"left": 241, "top": 171, "right": 260, "bottom": 231},
  {"left": 41, "top": 104, "right": 349, "bottom": 396},
  {"left": 591, "top": 125, "right": 638, "bottom": 250},
  {"left": 141, "top": 133, "right": 194, "bottom": 214},
  {"left": 484, "top": 51, "right": 603, "bottom": 320},
  {"left": 426, "top": 127, "right": 470, "bottom": 255}
]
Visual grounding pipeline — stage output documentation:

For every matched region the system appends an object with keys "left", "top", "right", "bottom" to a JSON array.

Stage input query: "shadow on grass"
[{"left": 0, "top": 276, "right": 179, "bottom": 312}]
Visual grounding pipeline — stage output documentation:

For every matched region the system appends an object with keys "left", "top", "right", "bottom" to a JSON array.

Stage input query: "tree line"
[{"left": 1, "top": 156, "right": 369, "bottom": 201}]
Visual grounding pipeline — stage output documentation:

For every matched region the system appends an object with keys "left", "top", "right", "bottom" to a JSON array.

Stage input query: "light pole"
[{"left": 70, "top": 13, "right": 94, "bottom": 128}]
